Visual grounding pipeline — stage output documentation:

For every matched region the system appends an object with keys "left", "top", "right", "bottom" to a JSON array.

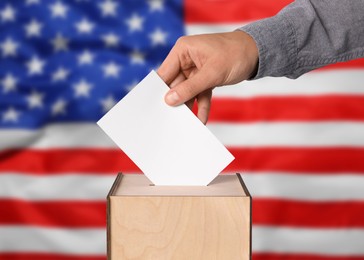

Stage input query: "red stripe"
[
  {"left": 253, "top": 253, "right": 364, "bottom": 260},
  {"left": 228, "top": 147, "right": 364, "bottom": 173},
  {"left": 209, "top": 95, "right": 364, "bottom": 123},
  {"left": 0, "top": 149, "right": 139, "bottom": 173},
  {"left": 1, "top": 148, "right": 364, "bottom": 174},
  {"left": 185, "top": 0, "right": 293, "bottom": 23},
  {"left": 0, "top": 199, "right": 105, "bottom": 228},
  {"left": 253, "top": 199, "right": 364, "bottom": 228},
  {"left": 2, "top": 198, "right": 364, "bottom": 228},
  {"left": 1, "top": 253, "right": 363, "bottom": 260},
  {"left": 0, "top": 253, "right": 105, "bottom": 260},
  {"left": 318, "top": 58, "right": 364, "bottom": 70}
]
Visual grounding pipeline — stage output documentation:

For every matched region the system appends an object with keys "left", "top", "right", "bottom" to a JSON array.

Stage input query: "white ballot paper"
[{"left": 97, "top": 70, "right": 234, "bottom": 186}]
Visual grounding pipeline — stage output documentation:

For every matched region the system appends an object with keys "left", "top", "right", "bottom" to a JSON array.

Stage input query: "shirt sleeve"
[{"left": 239, "top": 0, "right": 364, "bottom": 79}]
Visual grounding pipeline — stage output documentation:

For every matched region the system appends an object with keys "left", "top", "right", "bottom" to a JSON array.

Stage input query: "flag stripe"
[
  {"left": 2, "top": 173, "right": 364, "bottom": 201},
  {"left": 321, "top": 58, "right": 364, "bottom": 70},
  {"left": 0, "top": 174, "right": 114, "bottom": 200},
  {"left": 253, "top": 199, "right": 364, "bottom": 228},
  {"left": 0, "top": 254, "right": 105, "bottom": 260},
  {"left": 0, "top": 226, "right": 105, "bottom": 254},
  {"left": 0, "top": 124, "right": 115, "bottom": 150},
  {"left": 0, "top": 199, "right": 106, "bottom": 228},
  {"left": 253, "top": 253, "right": 364, "bottom": 260},
  {"left": 1, "top": 147, "right": 364, "bottom": 173},
  {"left": 209, "top": 96, "right": 364, "bottom": 122},
  {"left": 0, "top": 149, "right": 130, "bottom": 173},
  {"left": 242, "top": 173, "right": 364, "bottom": 201},
  {"left": 185, "top": 0, "right": 293, "bottom": 23},
  {"left": 212, "top": 70, "right": 364, "bottom": 98},
  {"left": 209, "top": 122, "right": 364, "bottom": 147},
  {"left": 186, "top": 23, "right": 248, "bottom": 35},
  {"left": 1, "top": 253, "right": 363, "bottom": 259},
  {"left": 2, "top": 199, "right": 364, "bottom": 228},
  {"left": 228, "top": 147, "right": 364, "bottom": 173},
  {"left": 252, "top": 226, "right": 364, "bottom": 255},
  {"left": 2, "top": 226, "right": 364, "bottom": 256}
]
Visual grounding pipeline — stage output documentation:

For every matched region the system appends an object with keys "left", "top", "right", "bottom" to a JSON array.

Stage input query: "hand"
[{"left": 157, "top": 30, "right": 258, "bottom": 124}]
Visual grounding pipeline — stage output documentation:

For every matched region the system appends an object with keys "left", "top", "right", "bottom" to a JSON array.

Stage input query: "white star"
[
  {"left": 100, "top": 95, "right": 117, "bottom": 113},
  {"left": 25, "top": 19, "right": 43, "bottom": 37},
  {"left": 75, "top": 18, "right": 94, "bottom": 34},
  {"left": 26, "top": 90, "right": 44, "bottom": 109},
  {"left": 73, "top": 79, "right": 92, "bottom": 97},
  {"left": 125, "top": 13, "right": 144, "bottom": 32},
  {"left": 0, "top": 38, "right": 18, "bottom": 57},
  {"left": 52, "top": 98, "right": 67, "bottom": 116},
  {"left": 149, "top": 28, "right": 168, "bottom": 46},
  {"left": 102, "top": 33, "right": 119, "bottom": 47},
  {"left": 2, "top": 107, "right": 20, "bottom": 123},
  {"left": 130, "top": 49, "right": 145, "bottom": 65},
  {"left": 148, "top": 0, "right": 164, "bottom": 12},
  {"left": 52, "top": 67, "right": 69, "bottom": 81},
  {"left": 0, "top": 5, "right": 16, "bottom": 22},
  {"left": 1, "top": 73, "right": 17, "bottom": 93},
  {"left": 26, "top": 56, "right": 46, "bottom": 75},
  {"left": 78, "top": 49, "right": 94, "bottom": 65},
  {"left": 26, "top": 0, "right": 41, "bottom": 5},
  {"left": 102, "top": 62, "right": 121, "bottom": 78},
  {"left": 99, "top": 0, "right": 118, "bottom": 17},
  {"left": 50, "top": 33, "right": 69, "bottom": 52},
  {"left": 50, "top": 1, "right": 68, "bottom": 18}
]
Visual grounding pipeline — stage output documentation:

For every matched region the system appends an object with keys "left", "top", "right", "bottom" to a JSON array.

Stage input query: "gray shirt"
[{"left": 239, "top": 0, "right": 364, "bottom": 79}]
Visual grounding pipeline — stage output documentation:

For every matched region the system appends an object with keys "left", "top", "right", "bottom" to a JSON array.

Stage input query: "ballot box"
[{"left": 107, "top": 173, "right": 251, "bottom": 260}]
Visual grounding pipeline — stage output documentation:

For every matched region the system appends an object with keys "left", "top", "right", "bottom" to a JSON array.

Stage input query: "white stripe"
[
  {"left": 1, "top": 173, "right": 364, "bottom": 201},
  {"left": 1, "top": 225, "right": 364, "bottom": 256},
  {"left": 213, "top": 70, "right": 364, "bottom": 98},
  {"left": 0, "top": 174, "right": 114, "bottom": 201},
  {"left": 241, "top": 172, "right": 364, "bottom": 201},
  {"left": 2, "top": 121, "right": 364, "bottom": 150},
  {"left": 253, "top": 226, "right": 364, "bottom": 255},
  {"left": 0, "top": 226, "right": 105, "bottom": 254},
  {"left": 186, "top": 23, "right": 247, "bottom": 35},
  {"left": 0, "top": 123, "right": 116, "bottom": 150},
  {"left": 208, "top": 122, "right": 364, "bottom": 147}
]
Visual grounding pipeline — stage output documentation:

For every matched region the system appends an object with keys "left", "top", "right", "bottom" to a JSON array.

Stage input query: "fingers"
[
  {"left": 165, "top": 65, "right": 217, "bottom": 106},
  {"left": 197, "top": 89, "right": 212, "bottom": 124},
  {"left": 157, "top": 47, "right": 180, "bottom": 85},
  {"left": 167, "top": 70, "right": 212, "bottom": 124},
  {"left": 169, "top": 72, "right": 186, "bottom": 88},
  {"left": 169, "top": 72, "right": 195, "bottom": 111},
  {"left": 186, "top": 98, "right": 195, "bottom": 110}
]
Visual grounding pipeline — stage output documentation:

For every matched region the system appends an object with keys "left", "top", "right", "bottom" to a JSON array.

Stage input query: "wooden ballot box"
[{"left": 107, "top": 173, "right": 251, "bottom": 260}]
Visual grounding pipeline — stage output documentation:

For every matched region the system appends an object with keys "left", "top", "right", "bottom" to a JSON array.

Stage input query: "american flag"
[{"left": 1, "top": 0, "right": 364, "bottom": 259}]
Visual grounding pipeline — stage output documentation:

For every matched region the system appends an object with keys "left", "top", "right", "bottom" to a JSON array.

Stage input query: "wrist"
[{"left": 230, "top": 30, "right": 259, "bottom": 81}]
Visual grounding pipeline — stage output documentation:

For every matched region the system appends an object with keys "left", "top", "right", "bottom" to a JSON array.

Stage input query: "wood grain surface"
[{"left": 108, "top": 174, "right": 251, "bottom": 260}]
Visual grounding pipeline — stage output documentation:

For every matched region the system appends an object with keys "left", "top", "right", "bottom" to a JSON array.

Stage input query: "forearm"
[{"left": 239, "top": 0, "right": 364, "bottom": 79}]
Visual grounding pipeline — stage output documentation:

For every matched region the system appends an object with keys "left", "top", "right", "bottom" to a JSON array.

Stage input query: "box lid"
[{"left": 108, "top": 173, "right": 250, "bottom": 197}]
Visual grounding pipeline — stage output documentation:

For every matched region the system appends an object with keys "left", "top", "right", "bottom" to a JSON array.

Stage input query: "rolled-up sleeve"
[{"left": 239, "top": 0, "right": 364, "bottom": 79}]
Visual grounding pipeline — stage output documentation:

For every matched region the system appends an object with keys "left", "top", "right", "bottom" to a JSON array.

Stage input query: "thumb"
[{"left": 164, "top": 66, "right": 217, "bottom": 106}]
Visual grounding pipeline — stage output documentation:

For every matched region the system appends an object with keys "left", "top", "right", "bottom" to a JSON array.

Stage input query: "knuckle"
[
  {"left": 175, "top": 36, "right": 189, "bottom": 47},
  {"left": 184, "top": 81, "right": 197, "bottom": 97},
  {"left": 176, "top": 82, "right": 196, "bottom": 102}
]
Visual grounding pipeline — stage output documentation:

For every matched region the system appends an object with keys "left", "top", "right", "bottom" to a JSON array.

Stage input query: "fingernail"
[{"left": 165, "top": 91, "right": 180, "bottom": 105}]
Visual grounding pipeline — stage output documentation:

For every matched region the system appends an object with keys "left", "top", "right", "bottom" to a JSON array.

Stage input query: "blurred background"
[{"left": 1, "top": 0, "right": 364, "bottom": 259}]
